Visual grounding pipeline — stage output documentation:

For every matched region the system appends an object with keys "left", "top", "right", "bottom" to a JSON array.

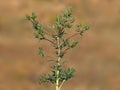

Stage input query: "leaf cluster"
[
  {"left": 76, "top": 24, "right": 90, "bottom": 36},
  {"left": 39, "top": 64, "right": 75, "bottom": 84},
  {"left": 54, "top": 8, "right": 75, "bottom": 38},
  {"left": 26, "top": 13, "right": 45, "bottom": 39}
]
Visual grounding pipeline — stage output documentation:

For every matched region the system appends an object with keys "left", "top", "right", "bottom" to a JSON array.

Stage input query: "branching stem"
[{"left": 26, "top": 9, "right": 90, "bottom": 90}]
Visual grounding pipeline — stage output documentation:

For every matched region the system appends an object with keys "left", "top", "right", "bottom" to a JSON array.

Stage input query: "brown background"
[{"left": 0, "top": 0, "right": 120, "bottom": 90}]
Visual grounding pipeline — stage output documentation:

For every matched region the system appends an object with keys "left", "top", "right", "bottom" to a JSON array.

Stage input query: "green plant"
[{"left": 26, "top": 8, "right": 90, "bottom": 90}]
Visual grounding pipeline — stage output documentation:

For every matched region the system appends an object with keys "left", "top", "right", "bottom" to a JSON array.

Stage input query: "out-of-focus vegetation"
[{"left": 0, "top": 0, "right": 120, "bottom": 90}]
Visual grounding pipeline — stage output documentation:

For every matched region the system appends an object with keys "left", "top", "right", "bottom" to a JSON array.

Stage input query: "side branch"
[
  {"left": 44, "top": 37, "right": 56, "bottom": 45},
  {"left": 40, "top": 34, "right": 56, "bottom": 45},
  {"left": 63, "top": 47, "right": 70, "bottom": 52},
  {"left": 58, "top": 80, "right": 65, "bottom": 90},
  {"left": 66, "top": 33, "right": 79, "bottom": 40},
  {"left": 59, "top": 33, "right": 79, "bottom": 49}
]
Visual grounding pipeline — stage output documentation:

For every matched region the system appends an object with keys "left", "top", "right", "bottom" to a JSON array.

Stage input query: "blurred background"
[{"left": 0, "top": 0, "right": 120, "bottom": 90}]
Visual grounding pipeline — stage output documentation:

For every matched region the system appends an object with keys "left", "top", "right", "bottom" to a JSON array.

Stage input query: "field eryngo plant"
[{"left": 26, "top": 8, "right": 90, "bottom": 90}]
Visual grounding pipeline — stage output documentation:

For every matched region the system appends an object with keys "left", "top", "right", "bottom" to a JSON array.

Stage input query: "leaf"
[
  {"left": 77, "top": 24, "right": 90, "bottom": 36},
  {"left": 33, "top": 22, "right": 44, "bottom": 35},
  {"left": 70, "top": 17, "right": 75, "bottom": 23},
  {"left": 39, "top": 73, "right": 56, "bottom": 84},
  {"left": 54, "top": 31, "right": 64, "bottom": 38},
  {"left": 83, "top": 24, "right": 91, "bottom": 30},
  {"left": 59, "top": 39, "right": 70, "bottom": 49},
  {"left": 66, "top": 24, "right": 72, "bottom": 28},
  {"left": 38, "top": 47, "right": 44, "bottom": 57},
  {"left": 79, "top": 30, "right": 84, "bottom": 36},
  {"left": 34, "top": 33, "right": 39, "bottom": 38},
  {"left": 59, "top": 67, "right": 75, "bottom": 81},
  {"left": 31, "top": 12, "right": 37, "bottom": 20},
  {"left": 64, "top": 39, "right": 70, "bottom": 46},
  {"left": 38, "top": 27, "right": 44, "bottom": 35},
  {"left": 26, "top": 15, "right": 31, "bottom": 20},
  {"left": 77, "top": 24, "right": 82, "bottom": 28},
  {"left": 56, "top": 16, "right": 62, "bottom": 23},
  {"left": 59, "top": 52, "right": 66, "bottom": 58},
  {"left": 63, "top": 8, "right": 72, "bottom": 18},
  {"left": 33, "top": 21, "right": 39, "bottom": 30},
  {"left": 71, "top": 41, "right": 78, "bottom": 48},
  {"left": 39, "top": 75, "right": 48, "bottom": 84}
]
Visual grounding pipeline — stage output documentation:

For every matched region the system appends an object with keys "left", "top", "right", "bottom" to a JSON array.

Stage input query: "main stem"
[{"left": 56, "top": 36, "right": 61, "bottom": 90}]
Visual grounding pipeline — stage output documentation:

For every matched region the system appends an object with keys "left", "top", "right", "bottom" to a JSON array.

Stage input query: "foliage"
[{"left": 26, "top": 8, "right": 90, "bottom": 90}]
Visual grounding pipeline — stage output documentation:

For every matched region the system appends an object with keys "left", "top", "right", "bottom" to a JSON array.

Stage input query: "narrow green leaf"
[
  {"left": 31, "top": 12, "right": 37, "bottom": 20},
  {"left": 70, "top": 17, "right": 75, "bottom": 23},
  {"left": 59, "top": 39, "right": 70, "bottom": 49},
  {"left": 66, "top": 24, "right": 72, "bottom": 28},
  {"left": 83, "top": 24, "right": 91, "bottom": 30},
  {"left": 56, "top": 16, "right": 62, "bottom": 23},
  {"left": 71, "top": 41, "right": 78, "bottom": 48},
  {"left": 59, "top": 67, "right": 75, "bottom": 81},
  {"left": 77, "top": 24, "right": 82, "bottom": 28},
  {"left": 63, "top": 8, "right": 72, "bottom": 18},
  {"left": 26, "top": 15, "right": 31, "bottom": 20},
  {"left": 38, "top": 47, "right": 44, "bottom": 57},
  {"left": 34, "top": 33, "right": 39, "bottom": 38},
  {"left": 79, "top": 30, "right": 84, "bottom": 36},
  {"left": 59, "top": 52, "right": 66, "bottom": 58},
  {"left": 33, "top": 21, "right": 39, "bottom": 30}
]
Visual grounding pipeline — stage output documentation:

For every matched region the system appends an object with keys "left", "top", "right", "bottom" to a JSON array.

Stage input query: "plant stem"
[
  {"left": 59, "top": 80, "right": 65, "bottom": 90},
  {"left": 66, "top": 33, "right": 79, "bottom": 40},
  {"left": 56, "top": 36, "right": 61, "bottom": 90},
  {"left": 44, "top": 37, "right": 56, "bottom": 45}
]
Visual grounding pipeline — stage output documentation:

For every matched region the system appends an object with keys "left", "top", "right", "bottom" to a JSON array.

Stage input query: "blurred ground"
[{"left": 0, "top": 0, "right": 120, "bottom": 90}]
